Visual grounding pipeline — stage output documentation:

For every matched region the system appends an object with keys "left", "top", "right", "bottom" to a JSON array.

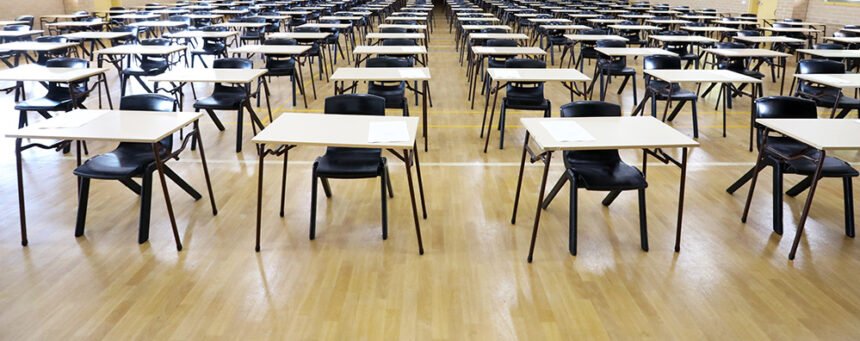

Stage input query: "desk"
[
  {"left": 163, "top": 30, "right": 239, "bottom": 39},
  {"left": 268, "top": 32, "right": 332, "bottom": 40},
  {"left": 640, "top": 69, "right": 762, "bottom": 144},
  {"left": 331, "top": 67, "right": 432, "bottom": 151},
  {"left": 147, "top": 68, "right": 270, "bottom": 152},
  {"left": 96, "top": 44, "right": 187, "bottom": 74},
  {"left": 0, "top": 64, "right": 113, "bottom": 120},
  {"left": 467, "top": 46, "right": 546, "bottom": 108},
  {"left": 6, "top": 109, "right": 216, "bottom": 250},
  {"left": 824, "top": 36, "right": 860, "bottom": 44},
  {"left": 511, "top": 116, "right": 698, "bottom": 262},
  {"left": 704, "top": 48, "right": 790, "bottom": 93},
  {"left": 744, "top": 118, "right": 860, "bottom": 259},
  {"left": 793, "top": 73, "right": 860, "bottom": 118},
  {"left": 0, "top": 30, "right": 44, "bottom": 43},
  {"left": 252, "top": 113, "right": 427, "bottom": 253},
  {"left": 62, "top": 31, "right": 134, "bottom": 60},
  {"left": 483, "top": 68, "right": 591, "bottom": 151},
  {"left": 365, "top": 32, "right": 426, "bottom": 46},
  {"left": 353, "top": 45, "right": 428, "bottom": 67},
  {"left": 378, "top": 24, "right": 430, "bottom": 43},
  {"left": 0, "top": 41, "right": 81, "bottom": 65}
]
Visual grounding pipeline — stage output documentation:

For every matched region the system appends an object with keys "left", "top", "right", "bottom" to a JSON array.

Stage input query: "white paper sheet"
[
  {"left": 38, "top": 111, "right": 105, "bottom": 129},
  {"left": 368, "top": 121, "right": 410, "bottom": 143},
  {"left": 541, "top": 120, "right": 595, "bottom": 142}
]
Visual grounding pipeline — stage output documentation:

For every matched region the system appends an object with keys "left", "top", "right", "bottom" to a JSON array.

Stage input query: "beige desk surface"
[
  {"left": 214, "top": 22, "right": 269, "bottom": 28},
  {"left": 0, "top": 21, "right": 27, "bottom": 26},
  {"left": 756, "top": 118, "right": 860, "bottom": 151},
  {"left": 774, "top": 21, "right": 824, "bottom": 26},
  {"left": 704, "top": 48, "right": 791, "bottom": 58},
  {"left": 457, "top": 17, "right": 500, "bottom": 22},
  {"left": 456, "top": 12, "right": 494, "bottom": 16},
  {"left": 793, "top": 73, "right": 860, "bottom": 88},
  {"left": 460, "top": 25, "right": 512, "bottom": 31},
  {"left": 521, "top": 116, "right": 699, "bottom": 152},
  {"left": 130, "top": 21, "right": 188, "bottom": 27},
  {"left": 252, "top": 113, "right": 419, "bottom": 149},
  {"left": 278, "top": 11, "right": 312, "bottom": 16},
  {"left": 712, "top": 20, "right": 758, "bottom": 25},
  {"left": 568, "top": 14, "right": 601, "bottom": 18},
  {"left": 587, "top": 19, "right": 625, "bottom": 24},
  {"left": 229, "top": 44, "right": 311, "bottom": 55},
  {"left": 468, "top": 33, "right": 529, "bottom": 40},
  {"left": 366, "top": 33, "right": 425, "bottom": 40},
  {"left": 528, "top": 18, "right": 572, "bottom": 23},
  {"left": 644, "top": 69, "right": 763, "bottom": 83},
  {"left": 111, "top": 14, "right": 160, "bottom": 20},
  {"left": 6, "top": 109, "right": 201, "bottom": 143},
  {"left": 796, "top": 49, "right": 860, "bottom": 58},
  {"left": 319, "top": 16, "right": 363, "bottom": 21},
  {"left": 733, "top": 36, "right": 806, "bottom": 43},
  {"left": 46, "top": 21, "right": 107, "bottom": 28},
  {"left": 564, "top": 34, "right": 628, "bottom": 41},
  {"left": 41, "top": 14, "right": 89, "bottom": 19},
  {"left": 386, "top": 16, "right": 430, "bottom": 21},
  {"left": 298, "top": 23, "right": 352, "bottom": 29},
  {"left": 97, "top": 45, "right": 187, "bottom": 55},
  {"left": 595, "top": 47, "right": 678, "bottom": 57},
  {"left": 824, "top": 37, "right": 860, "bottom": 44},
  {"left": 539, "top": 24, "right": 592, "bottom": 31},
  {"left": 147, "top": 68, "right": 267, "bottom": 83},
  {"left": 649, "top": 35, "right": 717, "bottom": 43},
  {"left": 513, "top": 13, "right": 540, "bottom": 18},
  {"left": 678, "top": 15, "right": 719, "bottom": 20},
  {"left": 164, "top": 30, "right": 239, "bottom": 38},
  {"left": 619, "top": 14, "right": 655, "bottom": 19},
  {"left": 487, "top": 68, "right": 590, "bottom": 82},
  {"left": 0, "top": 30, "right": 44, "bottom": 38},
  {"left": 648, "top": 10, "right": 682, "bottom": 14},
  {"left": 330, "top": 67, "right": 431, "bottom": 81},
  {"left": 268, "top": 32, "right": 332, "bottom": 40},
  {"left": 842, "top": 28, "right": 860, "bottom": 34},
  {"left": 257, "top": 15, "right": 290, "bottom": 20},
  {"left": 471, "top": 46, "right": 546, "bottom": 55},
  {"left": 609, "top": 24, "right": 662, "bottom": 30},
  {"left": 185, "top": 14, "right": 224, "bottom": 19},
  {"left": 760, "top": 27, "right": 820, "bottom": 33},
  {"left": 682, "top": 26, "right": 738, "bottom": 32},
  {"left": 646, "top": 19, "right": 691, "bottom": 24},
  {"left": 378, "top": 24, "right": 427, "bottom": 30},
  {"left": 337, "top": 11, "right": 372, "bottom": 16},
  {"left": 353, "top": 45, "right": 428, "bottom": 55},
  {"left": 0, "top": 42, "right": 79, "bottom": 52},
  {"left": 63, "top": 31, "right": 134, "bottom": 40},
  {"left": 211, "top": 9, "right": 249, "bottom": 14},
  {"left": 0, "top": 64, "right": 108, "bottom": 82}
]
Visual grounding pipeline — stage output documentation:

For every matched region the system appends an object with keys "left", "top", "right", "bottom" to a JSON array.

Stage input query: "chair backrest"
[
  {"left": 36, "top": 36, "right": 66, "bottom": 43},
  {"left": 382, "top": 38, "right": 416, "bottom": 46},
  {"left": 737, "top": 30, "right": 761, "bottom": 37},
  {"left": 813, "top": 43, "right": 845, "bottom": 50},
  {"left": 596, "top": 39, "right": 625, "bottom": 48},
  {"left": 15, "top": 15, "right": 34, "bottom": 28},
  {"left": 214, "top": 57, "right": 252, "bottom": 69},
  {"left": 366, "top": 56, "right": 412, "bottom": 68},
  {"left": 324, "top": 94, "right": 386, "bottom": 116},
  {"left": 4, "top": 25, "right": 29, "bottom": 32},
  {"left": 485, "top": 39, "right": 518, "bottom": 47},
  {"left": 559, "top": 101, "right": 622, "bottom": 162},
  {"left": 381, "top": 27, "right": 406, "bottom": 33},
  {"left": 798, "top": 59, "right": 845, "bottom": 74},
  {"left": 835, "top": 30, "right": 858, "bottom": 38},
  {"left": 753, "top": 96, "right": 817, "bottom": 147},
  {"left": 644, "top": 54, "right": 681, "bottom": 70},
  {"left": 46, "top": 58, "right": 90, "bottom": 100}
]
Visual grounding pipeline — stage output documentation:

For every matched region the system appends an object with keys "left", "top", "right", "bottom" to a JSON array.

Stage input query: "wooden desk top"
[
  {"left": 595, "top": 47, "right": 676, "bottom": 56},
  {"left": 756, "top": 119, "right": 860, "bottom": 151},
  {"left": 460, "top": 25, "right": 512, "bottom": 31},
  {"left": 214, "top": 22, "right": 268, "bottom": 28},
  {"left": 0, "top": 30, "right": 44, "bottom": 38},
  {"left": 646, "top": 19, "right": 691, "bottom": 24},
  {"left": 564, "top": 34, "right": 628, "bottom": 41},
  {"left": 609, "top": 24, "right": 662, "bottom": 30},
  {"left": 330, "top": 67, "right": 431, "bottom": 81},
  {"left": 468, "top": 33, "right": 529, "bottom": 40},
  {"left": 824, "top": 36, "right": 860, "bottom": 44},
  {"left": 470, "top": 46, "right": 546, "bottom": 55},
  {"left": 366, "top": 33, "right": 425, "bottom": 40},
  {"left": 521, "top": 116, "right": 699, "bottom": 151},
  {"left": 377, "top": 24, "right": 427, "bottom": 30},
  {"left": 164, "top": 30, "right": 239, "bottom": 38},
  {"left": 46, "top": 21, "right": 107, "bottom": 28},
  {"left": 147, "top": 68, "right": 267, "bottom": 83},
  {"left": 63, "top": 31, "right": 134, "bottom": 40},
  {"left": 796, "top": 49, "right": 860, "bottom": 59},
  {"left": 229, "top": 44, "right": 311, "bottom": 55},
  {"left": 0, "top": 42, "right": 79, "bottom": 52},
  {"left": 268, "top": 32, "right": 332, "bottom": 40},
  {"left": 487, "top": 68, "right": 590, "bottom": 82},
  {"left": 644, "top": 69, "right": 763, "bottom": 83},
  {"left": 130, "top": 21, "right": 188, "bottom": 27},
  {"left": 649, "top": 35, "right": 717, "bottom": 43},
  {"left": 6, "top": 109, "right": 201, "bottom": 143},
  {"left": 793, "top": 73, "right": 860, "bottom": 88},
  {"left": 0, "top": 64, "right": 108, "bottom": 82},
  {"left": 682, "top": 26, "right": 738, "bottom": 32},
  {"left": 732, "top": 36, "right": 806, "bottom": 44},
  {"left": 760, "top": 27, "right": 820, "bottom": 33},
  {"left": 704, "top": 48, "right": 791, "bottom": 58},
  {"left": 96, "top": 45, "right": 187, "bottom": 55},
  {"left": 353, "top": 45, "right": 428, "bottom": 55},
  {"left": 252, "top": 113, "right": 419, "bottom": 149}
]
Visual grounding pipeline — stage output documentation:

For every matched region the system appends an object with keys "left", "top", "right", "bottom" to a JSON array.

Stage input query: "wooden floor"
[{"left": 3, "top": 9, "right": 860, "bottom": 339}]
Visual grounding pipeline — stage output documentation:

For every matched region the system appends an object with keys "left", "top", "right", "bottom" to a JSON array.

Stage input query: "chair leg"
[
  {"left": 235, "top": 105, "right": 244, "bottom": 153},
  {"left": 773, "top": 165, "right": 784, "bottom": 235},
  {"left": 844, "top": 177, "right": 855, "bottom": 238},
  {"left": 204, "top": 109, "right": 225, "bottom": 131},
  {"left": 139, "top": 171, "right": 153, "bottom": 244},
  {"left": 384, "top": 163, "right": 393, "bottom": 198},
  {"left": 310, "top": 164, "right": 319, "bottom": 240},
  {"left": 381, "top": 172, "right": 388, "bottom": 240},
  {"left": 638, "top": 188, "right": 648, "bottom": 252},
  {"left": 498, "top": 102, "right": 507, "bottom": 149},
  {"left": 690, "top": 101, "right": 699, "bottom": 139},
  {"left": 321, "top": 178, "right": 332, "bottom": 198},
  {"left": 74, "top": 177, "right": 90, "bottom": 237},
  {"left": 601, "top": 190, "right": 621, "bottom": 206},
  {"left": 569, "top": 174, "right": 578, "bottom": 256},
  {"left": 542, "top": 174, "right": 568, "bottom": 209}
]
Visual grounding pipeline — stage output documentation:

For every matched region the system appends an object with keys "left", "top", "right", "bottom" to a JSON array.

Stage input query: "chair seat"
[
  {"left": 73, "top": 144, "right": 167, "bottom": 179},
  {"left": 192, "top": 46, "right": 226, "bottom": 55},
  {"left": 15, "top": 95, "right": 73, "bottom": 111},
  {"left": 193, "top": 89, "right": 247, "bottom": 110},
  {"left": 368, "top": 82, "right": 406, "bottom": 108},
  {"left": 764, "top": 137, "right": 860, "bottom": 177},
  {"left": 121, "top": 62, "right": 169, "bottom": 76},
  {"left": 799, "top": 89, "right": 860, "bottom": 109},
  {"left": 599, "top": 63, "right": 636, "bottom": 75},
  {"left": 648, "top": 81, "right": 697, "bottom": 100},
  {"left": 315, "top": 148, "right": 384, "bottom": 178},
  {"left": 564, "top": 156, "right": 648, "bottom": 191},
  {"left": 505, "top": 84, "right": 548, "bottom": 108}
]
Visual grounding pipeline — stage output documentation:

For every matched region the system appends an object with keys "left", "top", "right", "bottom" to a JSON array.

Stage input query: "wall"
[
  {"left": 803, "top": 0, "right": 860, "bottom": 32},
  {"left": 0, "top": 0, "right": 66, "bottom": 27}
]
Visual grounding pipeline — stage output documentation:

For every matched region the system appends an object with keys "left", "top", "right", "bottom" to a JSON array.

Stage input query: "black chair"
[
  {"left": 294, "top": 26, "right": 328, "bottom": 82},
  {"left": 120, "top": 38, "right": 173, "bottom": 96},
  {"left": 110, "top": 26, "right": 140, "bottom": 46},
  {"left": 659, "top": 30, "right": 699, "bottom": 69},
  {"left": 263, "top": 38, "right": 308, "bottom": 107},
  {"left": 190, "top": 26, "right": 229, "bottom": 67},
  {"left": 15, "top": 15, "right": 34, "bottom": 29},
  {"left": 704, "top": 42, "right": 765, "bottom": 102},
  {"left": 381, "top": 38, "right": 418, "bottom": 66},
  {"left": 640, "top": 55, "right": 700, "bottom": 138},
  {"left": 366, "top": 56, "right": 411, "bottom": 116},
  {"left": 591, "top": 39, "right": 638, "bottom": 104},
  {"left": 574, "top": 29, "right": 608, "bottom": 71},
  {"left": 615, "top": 21, "right": 647, "bottom": 47},
  {"left": 34, "top": 36, "right": 71, "bottom": 65},
  {"left": 193, "top": 58, "right": 261, "bottom": 152},
  {"left": 812, "top": 43, "right": 847, "bottom": 62},
  {"left": 14, "top": 58, "right": 91, "bottom": 128},
  {"left": 794, "top": 59, "right": 860, "bottom": 118},
  {"left": 484, "top": 58, "right": 551, "bottom": 151},
  {"left": 0, "top": 25, "right": 31, "bottom": 66},
  {"left": 73, "top": 94, "right": 206, "bottom": 246},
  {"left": 535, "top": 101, "right": 648, "bottom": 257},
  {"left": 239, "top": 17, "right": 267, "bottom": 45},
  {"left": 310, "top": 94, "right": 394, "bottom": 240},
  {"left": 728, "top": 96, "right": 857, "bottom": 238}
]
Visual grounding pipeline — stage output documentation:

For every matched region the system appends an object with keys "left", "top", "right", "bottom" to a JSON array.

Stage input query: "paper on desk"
[
  {"left": 398, "top": 69, "right": 425, "bottom": 78},
  {"left": 541, "top": 120, "right": 595, "bottom": 142},
  {"left": 368, "top": 121, "right": 410, "bottom": 143},
  {"left": 38, "top": 111, "right": 105, "bottom": 129}
]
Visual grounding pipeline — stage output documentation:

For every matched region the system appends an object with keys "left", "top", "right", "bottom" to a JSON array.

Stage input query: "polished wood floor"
[{"left": 3, "top": 9, "right": 860, "bottom": 339}]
